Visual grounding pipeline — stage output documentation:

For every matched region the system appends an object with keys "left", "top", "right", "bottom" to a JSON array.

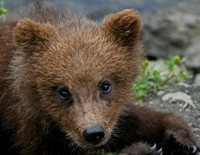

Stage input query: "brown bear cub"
[{"left": 0, "top": 5, "right": 199, "bottom": 155}]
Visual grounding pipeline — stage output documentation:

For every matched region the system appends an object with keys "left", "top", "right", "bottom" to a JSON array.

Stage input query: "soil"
[{"left": 142, "top": 82, "right": 200, "bottom": 146}]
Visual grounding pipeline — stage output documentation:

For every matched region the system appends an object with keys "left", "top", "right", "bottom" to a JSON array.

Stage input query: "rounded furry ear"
[
  {"left": 14, "top": 18, "right": 57, "bottom": 54},
  {"left": 101, "top": 9, "right": 141, "bottom": 47}
]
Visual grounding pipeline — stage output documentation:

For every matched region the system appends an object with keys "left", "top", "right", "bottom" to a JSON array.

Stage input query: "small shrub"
[
  {"left": 0, "top": 0, "right": 7, "bottom": 21},
  {"left": 133, "top": 55, "right": 192, "bottom": 99}
]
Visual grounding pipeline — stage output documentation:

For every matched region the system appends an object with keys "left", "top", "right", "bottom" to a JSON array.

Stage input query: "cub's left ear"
[
  {"left": 101, "top": 9, "right": 141, "bottom": 47},
  {"left": 14, "top": 18, "right": 57, "bottom": 55}
]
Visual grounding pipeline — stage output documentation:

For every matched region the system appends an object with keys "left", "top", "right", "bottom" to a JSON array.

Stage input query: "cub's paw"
[
  {"left": 121, "top": 143, "right": 162, "bottom": 155},
  {"left": 163, "top": 128, "right": 200, "bottom": 154}
]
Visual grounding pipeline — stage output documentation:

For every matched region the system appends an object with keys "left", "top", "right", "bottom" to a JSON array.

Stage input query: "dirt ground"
[{"left": 142, "top": 82, "right": 200, "bottom": 146}]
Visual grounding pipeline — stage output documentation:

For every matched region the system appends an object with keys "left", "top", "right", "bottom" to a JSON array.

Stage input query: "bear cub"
[{"left": 0, "top": 5, "right": 199, "bottom": 155}]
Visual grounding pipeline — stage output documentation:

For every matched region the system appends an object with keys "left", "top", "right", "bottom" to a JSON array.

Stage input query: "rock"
[
  {"left": 194, "top": 74, "right": 200, "bottom": 86},
  {"left": 4, "top": 0, "right": 183, "bottom": 21},
  {"left": 184, "top": 37, "right": 200, "bottom": 71},
  {"left": 141, "top": 4, "right": 200, "bottom": 61},
  {"left": 183, "top": 14, "right": 197, "bottom": 28},
  {"left": 162, "top": 91, "right": 196, "bottom": 108},
  {"left": 177, "top": 82, "right": 192, "bottom": 88},
  {"left": 157, "top": 91, "right": 165, "bottom": 96}
]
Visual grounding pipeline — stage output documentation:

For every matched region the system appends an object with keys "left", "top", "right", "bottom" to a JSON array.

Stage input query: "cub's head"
[{"left": 12, "top": 9, "right": 142, "bottom": 148}]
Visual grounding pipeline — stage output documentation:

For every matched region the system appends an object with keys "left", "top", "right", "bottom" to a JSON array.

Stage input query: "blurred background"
[{"left": 3, "top": 0, "right": 200, "bottom": 84}]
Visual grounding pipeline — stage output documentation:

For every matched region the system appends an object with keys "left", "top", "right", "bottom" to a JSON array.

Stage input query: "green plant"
[
  {"left": 0, "top": 0, "right": 7, "bottom": 21},
  {"left": 133, "top": 55, "right": 192, "bottom": 99}
]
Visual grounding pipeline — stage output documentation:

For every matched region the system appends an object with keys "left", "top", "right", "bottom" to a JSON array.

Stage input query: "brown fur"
[{"left": 0, "top": 5, "right": 199, "bottom": 155}]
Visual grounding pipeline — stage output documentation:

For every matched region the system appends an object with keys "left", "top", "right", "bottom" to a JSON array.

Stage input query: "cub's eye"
[
  {"left": 59, "top": 88, "right": 71, "bottom": 101},
  {"left": 100, "top": 81, "right": 112, "bottom": 94},
  {"left": 55, "top": 85, "right": 73, "bottom": 106}
]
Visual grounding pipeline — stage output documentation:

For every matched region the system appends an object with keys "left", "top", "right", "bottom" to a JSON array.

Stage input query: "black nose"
[{"left": 83, "top": 125, "right": 105, "bottom": 144}]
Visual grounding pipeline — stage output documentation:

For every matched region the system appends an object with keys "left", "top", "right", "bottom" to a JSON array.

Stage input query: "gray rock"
[
  {"left": 185, "top": 37, "right": 200, "bottom": 70},
  {"left": 194, "top": 74, "right": 200, "bottom": 86},
  {"left": 183, "top": 14, "right": 197, "bottom": 28},
  {"left": 142, "top": 5, "right": 200, "bottom": 60},
  {"left": 157, "top": 90, "right": 165, "bottom": 96},
  {"left": 162, "top": 91, "right": 196, "bottom": 108}
]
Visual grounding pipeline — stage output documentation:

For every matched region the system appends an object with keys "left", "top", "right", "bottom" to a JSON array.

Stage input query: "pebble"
[
  {"left": 162, "top": 91, "right": 196, "bottom": 108},
  {"left": 157, "top": 91, "right": 165, "bottom": 96},
  {"left": 183, "top": 14, "right": 197, "bottom": 28}
]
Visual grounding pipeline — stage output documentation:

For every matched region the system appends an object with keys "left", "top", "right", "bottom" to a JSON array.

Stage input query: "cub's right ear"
[{"left": 14, "top": 18, "right": 57, "bottom": 55}]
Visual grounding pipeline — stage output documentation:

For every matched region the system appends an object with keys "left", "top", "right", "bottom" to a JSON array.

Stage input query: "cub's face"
[{"left": 13, "top": 9, "right": 142, "bottom": 148}]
